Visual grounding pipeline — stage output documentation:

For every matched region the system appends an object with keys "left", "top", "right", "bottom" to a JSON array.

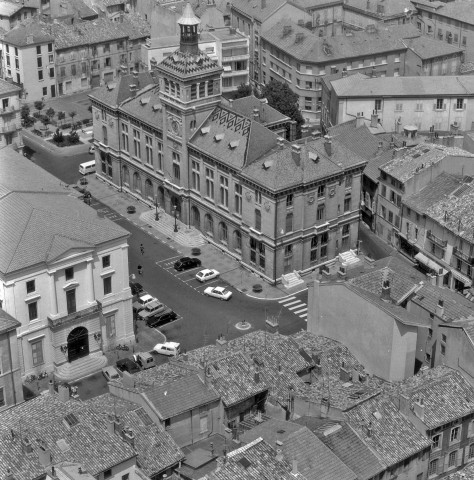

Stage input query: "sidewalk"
[{"left": 84, "top": 175, "right": 311, "bottom": 300}]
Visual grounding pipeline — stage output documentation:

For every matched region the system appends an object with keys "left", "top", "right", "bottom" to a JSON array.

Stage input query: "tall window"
[
  {"left": 344, "top": 196, "right": 351, "bottom": 212},
  {"left": 220, "top": 176, "right": 229, "bottom": 207},
  {"left": 451, "top": 426, "right": 460, "bottom": 443},
  {"left": 285, "top": 212, "right": 293, "bottom": 232},
  {"left": 310, "top": 236, "right": 318, "bottom": 262},
  {"left": 133, "top": 129, "right": 141, "bottom": 158},
  {"left": 255, "top": 209, "right": 262, "bottom": 231},
  {"left": 234, "top": 184, "right": 242, "bottom": 214},
  {"left": 342, "top": 224, "right": 350, "bottom": 249},
  {"left": 317, "top": 185, "right": 325, "bottom": 198},
  {"left": 448, "top": 451, "right": 457, "bottom": 468},
  {"left": 102, "top": 125, "right": 108, "bottom": 144},
  {"left": 469, "top": 443, "right": 474, "bottom": 459},
  {"left": 320, "top": 231, "right": 328, "bottom": 259},
  {"left": 199, "top": 82, "right": 206, "bottom": 98},
  {"left": 145, "top": 135, "right": 153, "bottom": 165},
  {"left": 428, "top": 459, "right": 438, "bottom": 476},
  {"left": 255, "top": 190, "right": 262, "bottom": 205},
  {"left": 206, "top": 168, "right": 214, "bottom": 199},
  {"left": 26, "top": 280, "right": 35, "bottom": 294},
  {"left": 121, "top": 123, "right": 129, "bottom": 152},
  {"left": 250, "top": 238, "right": 265, "bottom": 269},
  {"left": 218, "top": 222, "right": 228, "bottom": 243},
  {"left": 192, "top": 160, "right": 200, "bottom": 191},
  {"left": 28, "top": 301, "right": 38, "bottom": 321},
  {"left": 102, "top": 255, "right": 111, "bottom": 268},
  {"left": 106, "top": 314, "right": 116, "bottom": 338},
  {"left": 0, "top": 387, "right": 4, "bottom": 407},
  {"left": 456, "top": 98, "right": 464, "bottom": 109},
  {"left": 317, "top": 204, "right": 325, "bottom": 221},
  {"left": 103, "top": 276, "right": 112, "bottom": 295},
  {"left": 234, "top": 230, "right": 242, "bottom": 251},
  {"left": 157, "top": 141, "right": 163, "bottom": 170},
  {"left": 65, "top": 267, "right": 74, "bottom": 281},
  {"left": 172, "top": 152, "right": 180, "bottom": 181},
  {"left": 31, "top": 339, "right": 44, "bottom": 366},
  {"left": 66, "top": 289, "right": 76, "bottom": 315},
  {"left": 286, "top": 194, "right": 293, "bottom": 207}
]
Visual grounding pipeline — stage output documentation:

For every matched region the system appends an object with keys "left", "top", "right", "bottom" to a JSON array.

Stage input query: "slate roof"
[
  {"left": 189, "top": 105, "right": 278, "bottom": 170},
  {"left": 0, "top": 149, "right": 128, "bottom": 275},
  {"left": 345, "top": 0, "right": 414, "bottom": 17},
  {"left": 119, "top": 85, "right": 163, "bottom": 129},
  {"left": 84, "top": 393, "right": 184, "bottom": 477},
  {"left": 387, "top": 366, "right": 474, "bottom": 430},
  {"left": 207, "top": 437, "right": 306, "bottom": 480},
  {"left": 0, "top": 78, "right": 21, "bottom": 95},
  {"left": 344, "top": 394, "right": 431, "bottom": 467},
  {"left": 404, "top": 35, "right": 464, "bottom": 60},
  {"left": 89, "top": 72, "right": 155, "bottom": 108},
  {"left": 0, "top": 308, "right": 20, "bottom": 333},
  {"left": 230, "top": 0, "right": 288, "bottom": 23},
  {"left": 314, "top": 421, "right": 386, "bottom": 480},
  {"left": 330, "top": 75, "right": 474, "bottom": 98},
  {"left": 241, "top": 419, "right": 357, "bottom": 480},
  {"left": 143, "top": 374, "right": 220, "bottom": 420},
  {"left": 241, "top": 135, "right": 367, "bottom": 192},
  {"left": 0, "top": 393, "right": 136, "bottom": 480},
  {"left": 3, "top": 19, "right": 53, "bottom": 46},
  {"left": 412, "top": 0, "right": 474, "bottom": 26},
  {"left": 157, "top": 48, "right": 222, "bottom": 79},
  {"left": 0, "top": 1, "right": 35, "bottom": 16},
  {"left": 380, "top": 143, "right": 474, "bottom": 183},
  {"left": 262, "top": 21, "right": 411, "bottom": 63},
  {"left": 230, "top": 95, "right": 290, "bottom": 125}
]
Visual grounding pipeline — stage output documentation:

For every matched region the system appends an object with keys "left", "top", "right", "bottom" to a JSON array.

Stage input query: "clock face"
[{"left": 168, "top": 114, "right": 182, "bottom": 137}]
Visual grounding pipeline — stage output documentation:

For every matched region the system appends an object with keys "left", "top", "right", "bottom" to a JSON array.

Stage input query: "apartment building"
[
  {"left": 321, "top": 75, "right": 474, "bottom": 132},
  {"left": 90, "top": 4, "right": 366, "bottom": 284},
  {"left": 0, "top": 149, "right": 134, "bottom": 381},
  {"left": 0, "top": 0, "right": 38, "bottom": 31},
  {"left": 0, "top": 78, "right": 22, "bottom": 149},
  {"left": 413, "top": 0, "right": 474, "bottom": 62}
]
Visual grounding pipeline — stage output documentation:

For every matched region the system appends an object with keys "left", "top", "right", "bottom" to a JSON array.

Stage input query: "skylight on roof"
[
  {"left": 309, "top": 152, "right": 319, "bottom": 163},
  {"left": 56, "top": 439, "right": 70, "bottom": 452},
  {"left": 64, "top": 413, "right": 79, "bottom": 427},
  {"left": 140, "top": 97, "right": 151, "bottom": 105},
  {"left": 262, "top": 159, "right": 273, "bottom": 170},
  {"left": 152, "top": 104, "right": 162, "bottom": 112},
  {"left": 373, "top": 411, "right": 382, "bottom": 420},
  {"left": 239, "top": 457, "right": 251, "bottom": 469},
  {"left": 106, "top": 82, "right": 116, "bottom": 91},
  {"left": 135, "top": 407, "right": 153, "bottom": 426},
  {"left": 201, "top": 126, "right": 210, "bottom": 135},
  {"left": 229, "top": 140, "right": 240, "bottom": 149}
]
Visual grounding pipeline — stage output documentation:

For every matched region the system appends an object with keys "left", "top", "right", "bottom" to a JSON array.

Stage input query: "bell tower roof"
[{"left": 178, "top": 3, "right": 200, "bottom": 26}]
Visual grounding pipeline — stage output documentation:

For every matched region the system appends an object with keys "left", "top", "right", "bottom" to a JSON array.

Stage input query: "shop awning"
[
  {"left": 415, "top": 252, "right": 448, "bottom": 276},
  {"left": 451, "top": 269, "right": 472, "bottom": 287}
]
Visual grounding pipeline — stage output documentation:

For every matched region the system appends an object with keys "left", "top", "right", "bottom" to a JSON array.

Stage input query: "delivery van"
[{"left": 79, "top": 160, "right": 96, "bottom": 175}]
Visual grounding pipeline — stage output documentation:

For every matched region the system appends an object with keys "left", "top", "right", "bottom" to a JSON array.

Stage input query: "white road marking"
[
  {"left": 282, "top": 300, "right": 301, "bottom": 307},
  {"left": 293, "top": 307, "right": 308, "bottom": 314},
  {"left": 288, "top": 303, "right": 305, "bottom": 311},
  {"left": 278, "top": 296, "right": 295, "bottom": 303},
  {"left": 299, "top": 313, "right": 308, "bottom": 318}
]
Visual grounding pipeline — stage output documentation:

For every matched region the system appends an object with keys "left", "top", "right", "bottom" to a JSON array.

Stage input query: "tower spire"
[{"left": 177, "top": 3, "right": 201, "bottom": 55}]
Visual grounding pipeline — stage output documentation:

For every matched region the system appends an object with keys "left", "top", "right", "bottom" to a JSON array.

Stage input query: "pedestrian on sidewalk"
[
  {"left": 140, "top": 244, "right": 144, "bottom": 255},
  {"left": 138, "top": 265, "right": 143, "bottom": 275}
]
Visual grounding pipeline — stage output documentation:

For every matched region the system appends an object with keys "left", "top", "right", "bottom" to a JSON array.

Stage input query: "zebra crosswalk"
[{"left": 278, "top": 296, "right": 308, "bottom": 320}]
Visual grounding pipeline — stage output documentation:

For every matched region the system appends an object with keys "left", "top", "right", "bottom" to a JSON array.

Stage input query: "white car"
[
  {"left": 195, "top": 268, "right": 220, "bottom": 282},
  {"left": 204, "top": 286, "right": 232, "bottom": 301},
  {"left": 153, "top": 341, "right": 181, "bottom": 357},
  {"left": 102, "top": 366, "right": 120, "bottom": 381}
]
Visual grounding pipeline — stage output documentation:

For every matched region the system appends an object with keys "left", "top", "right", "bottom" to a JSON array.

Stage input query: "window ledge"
[
  {"left": 63, "top": 281, "right": 79, "bottom": 291},
  {"left": 100, "top": 269, "right": 115, "bottom": 277},
  {"left": 25, "top": 293, "right": 41, "bottom": 303}
]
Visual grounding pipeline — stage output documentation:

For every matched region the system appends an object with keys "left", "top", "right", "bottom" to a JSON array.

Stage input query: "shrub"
[
  {"left": 52, "top": 128, "right": 64, "bottom": 144},
  {"left": 68, "top": 130, "right": 80, "bottom": 144},
  {"left": 61, "top": 122, "right": 72, "bottom": 130},
  {"left": 252, "top": 284, "right": 263, "bottom": 293}
]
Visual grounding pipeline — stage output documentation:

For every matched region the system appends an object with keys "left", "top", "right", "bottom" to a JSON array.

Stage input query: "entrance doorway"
[
  {"left": 67, "top": 326, "right": 89, "bottom": 362},
  {"left": 191, "top": 206, "right": 200, "bottom": 229}
]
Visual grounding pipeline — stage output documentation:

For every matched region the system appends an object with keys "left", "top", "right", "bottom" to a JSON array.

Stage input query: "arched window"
[
  {"left": 204, "top": 214, "right": 214, "bottom": 235},
  {"left": 233, "top": 230, "right": 242, "bottom": 252},
  {"left": 102, "top": 125, "right": 108, "bottom": 144},
  {"left": 122, "top": 165, "right": 130, "bottom": 186},
  {"left": 145, "top": 178, "right": 153, "bottom": 200},
  {"left": 191, "top": 206, "right": 200, "bottom": 229},
  {"left": 218, "top": 222, "right": 228, "bottom": 243},
  {"left": 133, "top": 172, "right": 141, "bottom": 194}
]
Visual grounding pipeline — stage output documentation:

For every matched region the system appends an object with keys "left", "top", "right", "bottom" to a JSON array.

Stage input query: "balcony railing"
[
  {"left": 453, "top": 247, "right": 474, "bottom": 265},
  {"left": 48, "top": 302, "right": 101, "bottom": 328},
  {"left": 427, "top": 230, "right": 447, "bottom": 248}
]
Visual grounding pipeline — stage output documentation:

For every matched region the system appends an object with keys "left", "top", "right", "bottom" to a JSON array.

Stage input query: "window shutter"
[
  {"left": 464, "top": 446, "right": 470, "bottom": 464},
  {"left": 454, "top": 102, "right": 457, "bottom": 110},
  {"left": 442, "top": 454, "right": 449, "bottom": 473},
  {"left": 458, "top": 448, "right": 464, "bottom": 467},
  {"left": 444, "top": 102, "right": 447, "bottom": 110},
  {"left": 464, "top": 102, "right": 467, "bottom": 110}
]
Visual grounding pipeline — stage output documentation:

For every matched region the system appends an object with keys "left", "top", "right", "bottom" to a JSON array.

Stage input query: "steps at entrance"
[
  {"left": 338, "top": 249, "right": 361, "bottom": 267},
  {"left": 281, "top": 271, "right": 305, "bottom": 289},
  {"left": 55, "top": 354, "right": 108, "bottom": 383}
]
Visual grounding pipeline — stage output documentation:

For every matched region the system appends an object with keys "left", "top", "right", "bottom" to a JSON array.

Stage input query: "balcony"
[
  {"left": 427, "top": 230, "right": 447, "bottom": 248},
  {"left": 0, "top": 105, "right": 19, "bottom": 116},
  {"left": 453, "top": 247, "right": 474, "bottom": 265},
  {"left": 48, "top": 302, "right": 101, "bottom": 329}
]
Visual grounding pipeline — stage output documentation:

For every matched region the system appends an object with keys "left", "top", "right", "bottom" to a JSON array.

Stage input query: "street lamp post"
[
  {"left": 155, "top": 197, "right": 160, "bottom": 221},
  {"left": 173, "top": 204, "right": 179, "bottom": 232}
]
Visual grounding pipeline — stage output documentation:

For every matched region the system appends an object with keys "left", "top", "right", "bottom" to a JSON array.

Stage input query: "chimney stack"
[
  {"left": 4, "top": 468, "right": 15, "bottom": 480},
  {"left": 324, "top": 136, "right": 332, "bottom": 156},
  {"left": 370, "top": 111, "right": 378, "bottom": 128},
  {"left": 356, "top": 112, "right": 364, "bottom": 128},
  {"left": 254, "top": 367, "right": 260, "bottom": 383},
  {"left": 436, "top": 299, "right": 444, "bottom": 318},
  {"left": 311, "top": 130, "right": 321, "bottom": 140},
  {"left": 58, "top": 383, "right": 70, "bottom": 403},
  {"left": 253, "top": 107, "right": 259, "bottom": 121},
  {"left": 228, "top": 98, "right": 233, "bottom": 109},
  {"left": 122, "top": 427, "right": 135, "bottom": 448},
  {"left": 381, "top": 279, "right": 391, "bottom": 302},
  {"left": 377, "top": 141, "right": 383, "bottom": 153},
  {"left": 291, "top": 144, "right": 302, "bottom": 166},
  {"left": 37, "top": 440, "right": 52, "bottom": 467},
  {"left": 413, "top": 397, "right": 425, "bottom": 421},
  {"left": 367, "top": 422, "right": 372, "bottom": 437},
  {"left": 275, "top": 449, "right": 284, "bottom": 462},
  {"left": 106, "top": 414, "right": 115, "bottom": 435},
  {"left": 48, "top": 379, "right": 54, "bottom": 395},
  {"left": 277, "top": 136, "right": 285, "bottom": 149},
  {"left": 114, "top": 416, "right": 122, "bottom": 435},
  {"left": 320, "top": 397, "right": 329, "bottom": 418}
]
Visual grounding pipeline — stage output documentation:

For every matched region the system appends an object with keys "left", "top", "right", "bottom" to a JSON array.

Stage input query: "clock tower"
[{"left": 153, "top": 2, "right": 223, "bottom": 220}]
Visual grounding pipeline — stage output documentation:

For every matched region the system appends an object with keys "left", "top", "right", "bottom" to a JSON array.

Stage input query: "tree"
[
  {"left": 52, "top": 127, "right": 64, "bottom": 144},
  {"left": 21, "top": 104, "right": 30, "bottom": 120},
  {"left": 68, "top": 129, "right": 80, "bottom": 144},
  {"left": 233, "top": 83, "right": 253, "bottom": 100},
  {"left": 69, "top": 110, "right": 77, "bottom": 127},
  {"left": 57, "top": 111, "right": 66, "bottom": 126},
  {"left": 45, "top": 107, "right": 55, "bottom": 123},
  {"left": 34, "top": 100, "right": 45, "bottom": 114},
  {"left": 261, "top": 79, "right": 304, "bottom": 139},
  {"left": 40, "top": 114, "right": 50, "bottom": 129}
]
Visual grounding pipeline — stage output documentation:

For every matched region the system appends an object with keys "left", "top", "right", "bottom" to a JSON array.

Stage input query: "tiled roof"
[
  {"left": 143, "top": 374, "right": 220, "bottom": 420},
  {"left": 84, "top": 393, "right": 184, "bottom": 476},
  {"left": 344, "top": 394, "right": 431, "bottom": 467},
  {"left": 0, "top": 150, "right": 128, "bottom": 275},
  {"left": 119, "top": 85, "right": 163, "bottom": 129},
  {"left": 314, "top": 421, "right": 386, "bottom": 480},
  {"left": 230, "top": 95, "right": 290, "bottom": 125},
  {"left": 89, "top": 72, "right": 155, "bottom": 108},
  {"left": 241, "top": 419, "right": 357, "bottom": 480},
  {"left": 330, "top": 75, "right": 474, "bottom": 98},
  {"left": 207, "top": 437, "right": 306, "bottom": 480},
  {"left": 240, "top": 135, "right": 367, "bottom": 192},
  {"left": 0, "top": 308, "right": 20, "bottom": 333},
  {"left": 412, "top": 0, "right": 474, "bottom": 26},
  {"left": 230, "top": 0, "right": 288, "bottom": 23},
  {"left": 345, "top": 0, "right": 414, "bottom": 17},
  {"left": 189, "top": 105, "right": 278, "bottom": 171},
  {"left": 380, "top": 143, "right": 474, "bottom": 183},
  {"left": 404, "top": 35, "right": 464, "bottom": 60},
  {"left": 387, "top": 366, "right": 474, "bottom": 430},
  {"left": 262, "top": 21, "right": 410, "bottom": 63},
  {"left": 0, "top": 1, "right": 33, "bottom": 16},
  {"left": 157, "top": 48, "right": 222, "bottom": 79},
  {"left": 0, "top": 78, "right": 21, "bottom": 95},
  {"left": 0, "top": 393, "right": 136, "bottom": 480},
  {"left": 3, "top": 19, "right": 53, "bottom": 46}
]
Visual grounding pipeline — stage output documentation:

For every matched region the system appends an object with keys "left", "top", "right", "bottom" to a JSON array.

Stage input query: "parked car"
[
  {"left": 133, "top": 352, "right": 156, "bottom": 370},
  {"left": 129, "top": 281, "right": 144, "bottom": 296},
  {"left": 132, "top": 294, "right": 157, "bottom": 314},
  {"left": 102, "top": 366, "right": 120, "bottom": 381},
  {"left": 153, "top": 341, "right": 181, "bottom": 357},
  {"left": 174, "top": 257, "right": 202, "bottom": 271},
  {"left": 196, "top": 268, "right": 219, "bottom": 282},
  {"left": 23, "top": 146, "right": 35, "bottom": 159},
  {"left": 138, "top": 300, "right": 165, "bottom": 321},
  {"left": 147, "top": 309, "right": 178, "bottom": 328},
  {"left": 116, "top": 358, "right": 140, "bottom": 374},
  {"left": 204, "top": 286, "right": 232, "bottom": 301}
]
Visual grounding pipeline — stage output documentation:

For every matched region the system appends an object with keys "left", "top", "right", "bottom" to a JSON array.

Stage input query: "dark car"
[
  {"left": 147, "top": 309, "right": 178, "bottom": 328},
  {"left": 173, "top": 257, "right": 202, "bottom": 271},
  {"left": 129, "top": 281, "right": 144, "bottom": 296},
  {"left": 116, "top": 358, "right": 140, "bottom": 374},
  {"left": 23, "top": 146, "right": 35, "bottom": 159}
]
